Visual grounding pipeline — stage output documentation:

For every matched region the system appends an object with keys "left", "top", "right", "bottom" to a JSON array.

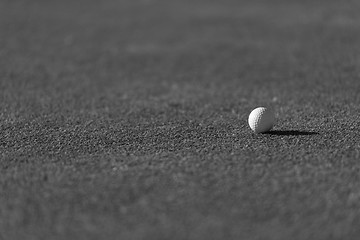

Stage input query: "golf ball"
[{"left": 248, "top": 107, "right": 275, "bottom": 133}]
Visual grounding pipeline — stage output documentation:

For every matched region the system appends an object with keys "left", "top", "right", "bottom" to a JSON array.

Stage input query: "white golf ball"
[{"left": 248, "top": 107, "right": 275, "bottom": 133}]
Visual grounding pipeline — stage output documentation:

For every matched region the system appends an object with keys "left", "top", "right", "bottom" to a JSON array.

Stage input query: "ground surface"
[{"left": 1, "top": 0, "right": 360, "bottom": 239}]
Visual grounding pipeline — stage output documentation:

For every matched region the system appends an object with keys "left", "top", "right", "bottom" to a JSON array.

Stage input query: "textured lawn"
[{"left": 1, "top": 0, "right": 360, "bottom": 239}]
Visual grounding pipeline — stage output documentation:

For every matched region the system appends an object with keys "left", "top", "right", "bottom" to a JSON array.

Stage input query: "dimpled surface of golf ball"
[{"left": 248, "top": 107, "right": 275, "bottom": 133}]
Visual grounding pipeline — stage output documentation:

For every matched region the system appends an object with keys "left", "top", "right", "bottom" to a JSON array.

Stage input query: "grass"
[{"left": 1, "top": 0, "right": 360, "bottom": 239}]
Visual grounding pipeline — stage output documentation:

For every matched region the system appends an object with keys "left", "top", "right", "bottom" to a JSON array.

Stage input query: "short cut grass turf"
[{"left": 1, "top": 0, "right": 360, "bottom": 239}]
